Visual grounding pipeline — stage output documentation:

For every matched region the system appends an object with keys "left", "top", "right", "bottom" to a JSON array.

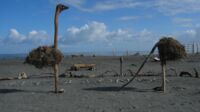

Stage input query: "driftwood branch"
[
  {"left": 179, "top": 71, "right": 193, "bottom": 77},
  {"left": 193, "top": 68, "right": 199, "bottom": 78},
  {"left": 0, "top": 72, "right": 28, "bottom": 81},
  {"left": 119, "top": 44, "right": 157, "bottom": 90}
]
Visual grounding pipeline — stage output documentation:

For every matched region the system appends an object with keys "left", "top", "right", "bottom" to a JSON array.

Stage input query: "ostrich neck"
[{"left": 54, "top": 10, "right": 60, "bottom": 49}]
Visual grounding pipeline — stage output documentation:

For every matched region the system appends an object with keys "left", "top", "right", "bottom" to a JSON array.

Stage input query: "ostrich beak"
[{"left": 63, "top": 5, "right": 69, "bottom": 10}]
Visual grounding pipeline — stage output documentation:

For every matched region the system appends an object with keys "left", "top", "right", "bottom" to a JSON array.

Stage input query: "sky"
[{"left": 0, "top": 0, "right": 200, "bottom": 54}]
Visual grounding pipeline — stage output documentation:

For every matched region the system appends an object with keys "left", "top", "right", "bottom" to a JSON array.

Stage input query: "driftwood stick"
[
  {"left": 119, "top": 44, "right": 157, "bottom": 90},
  {"left": 193, "top": 68, "right": 199, "bottom": 78},
  {"left": 0, "top": 72, "right": 28, "bottom": 81},
  {"left": 53, "top": 64, "right": 59, "bottom": 93},
  {"left": 179, "top": 71, "right": 193, "bottom": 77},
  {"left": 120, "top": 57, "right": 123, "bottom": 76}
]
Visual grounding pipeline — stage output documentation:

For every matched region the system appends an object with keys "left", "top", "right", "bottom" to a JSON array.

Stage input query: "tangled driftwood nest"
[
  {"left": 24, "top": 46, "right": 63, "bottom": 69},
  {"left": 157, "top": 37, "right": 187, "bottom": 61}
]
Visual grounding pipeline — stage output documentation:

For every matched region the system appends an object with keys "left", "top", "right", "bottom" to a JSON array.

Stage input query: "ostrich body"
[{"left": 25, "top": 4, "right": 69, "bottom": 93}]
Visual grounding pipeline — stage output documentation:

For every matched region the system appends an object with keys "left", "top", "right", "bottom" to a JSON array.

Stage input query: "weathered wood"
[
  {"left": 0, "top": 72, "right": 28, "bottom": 81},
  {"left": 179, "top": 71, "right": 193, "bottom": 77},
  {"left": 193, "top": 68, "right": 199, "bottom": 78},
  {"left": 70, "top": 64, "right": 96, "bottom": 71},
  {"left": 120, "top": 57, "right": 123, "bottom": 76}
]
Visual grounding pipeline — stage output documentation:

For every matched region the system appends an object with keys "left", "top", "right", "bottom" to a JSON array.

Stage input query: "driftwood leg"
[
  {"left": 153, "top": 62, "right": 166, "bottom": 92},
  {"left": 161, "top": 64, "right": 166, "bottom": 92},
  {"left": 53, "top": 64, "right": 59, "bottom": 93}
]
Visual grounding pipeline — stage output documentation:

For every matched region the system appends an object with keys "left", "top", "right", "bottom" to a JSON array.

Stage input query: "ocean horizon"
[{"left": 0, "top": 51, "right": 151, "bottom": 59}]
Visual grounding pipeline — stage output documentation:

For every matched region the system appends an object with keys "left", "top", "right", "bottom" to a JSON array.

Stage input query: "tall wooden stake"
[{"left": 120, "top": 57, "right": 123, "bottom": 76}]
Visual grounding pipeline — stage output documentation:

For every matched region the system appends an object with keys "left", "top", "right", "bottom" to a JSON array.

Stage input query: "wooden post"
[
  {"left": 196, "top": 43, "right": 199, "bottom": 54},
  {"left": 192, "top": 42, "right": 195, "bottom": 54},
  {"left": 120, "top": 57, "right": 123, "bottom": 76},
  {"left": 194, "top": 68, "right": 199, "bottom": 78},
  {"left": 126, "top": 50, "right": 129, "bottom": 56},
  {"left": 113, "top": 48, "right": 115, "bottom": 56}
]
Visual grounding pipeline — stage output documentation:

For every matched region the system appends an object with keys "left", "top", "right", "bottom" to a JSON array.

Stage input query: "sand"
[{"left": 0, "top": 55, "right": 200, "bottom": 112}]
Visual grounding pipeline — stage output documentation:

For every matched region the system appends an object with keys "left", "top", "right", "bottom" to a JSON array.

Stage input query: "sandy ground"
[{"left": 0, "top": 55, "right": 200, "bottom": 112}]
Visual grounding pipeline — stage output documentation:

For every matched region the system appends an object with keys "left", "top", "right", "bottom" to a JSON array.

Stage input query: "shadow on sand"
[
  {"left": 0, "top": 89, "right": 26, "bottom": 94},
  {"left": 83, "top": 86, "right": 154, "bottom": 92},
  {"left": 0, "top": 89, "right": 52, "bottom": 94}
]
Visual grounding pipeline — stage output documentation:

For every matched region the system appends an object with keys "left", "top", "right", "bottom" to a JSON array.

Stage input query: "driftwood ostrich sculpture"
[
  {"left": 120, "top": 37, "right": 186, "bottom": 92},
  {"left": 24, "top": 4, "right": 69, "bottom": 93},
  {"left": 155, "top": 37, "right": 186, "bottom": 91}
]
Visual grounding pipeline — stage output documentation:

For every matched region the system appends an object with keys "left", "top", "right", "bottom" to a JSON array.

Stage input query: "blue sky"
[{"left": 1, "top": 0, "right": 200, "bottom": 54}]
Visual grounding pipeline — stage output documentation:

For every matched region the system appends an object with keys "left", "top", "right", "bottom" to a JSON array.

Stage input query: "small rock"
[
  {"left": 65, "top": 80, "right": 72, "bottom": 84},
  {"left": 126, "top": 78, "right": 130, "bottom": 82},
  {"left": 18, "top": 72, "right": 28, "bottom": 79},
  {"left": 20, "top": 81, "right": 25, "bottom": 86},
  {"left": 97, "top": 79, "right": 103, "bottom": 83},
  {"left": 172, "top": 86, "right": 186, "bottom": 91},
  {"left": 59, "top": 88, "right": 65, "bottom": 93},
  {"left": 34, "top": 82, "right": 40, "bottom": 86},
  {"left": 116, "top": 79, "right": 120, "bottom": 83},
  {"left": 120, "top": 79, "right": 125, "bottom": 83},
  {"left": 86, "top": 79, "right": 89, "bottom": 83}
]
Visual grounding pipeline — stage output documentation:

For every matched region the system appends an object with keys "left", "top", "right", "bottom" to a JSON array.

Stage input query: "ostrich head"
[{"left": 56, "top": 4, "right": 69, "bottom": 14}]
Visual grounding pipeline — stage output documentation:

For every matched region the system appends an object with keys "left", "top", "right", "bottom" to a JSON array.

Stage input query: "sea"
[{"left": 0, "top": 51, "right": 150, "bottom": 59}]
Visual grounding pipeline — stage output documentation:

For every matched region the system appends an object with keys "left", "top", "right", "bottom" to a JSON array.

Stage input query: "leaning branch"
[{"left": 119, "top": 44, "right": 157, "bottom": 90}]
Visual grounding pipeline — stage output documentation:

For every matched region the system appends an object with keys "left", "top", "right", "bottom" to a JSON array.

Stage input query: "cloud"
[
  {"left": 5, "top": 29, "right": 26, "bottom": 44},
  {"left": 60, "top": 21, "right": 200, "bottom": 48},
  {"left": 61, "top": 21, "right": 157, "bottom": 46},
  {"left": 60, "top": 0, "right": 143, "bottom": 12},
  {"left": 155, "top": 0, "right": 200, "bottom": 15},
  {"left": 91, "top": 0, "right": 142, "bottom": 12},
  {"left": 59, "top": 0, "right": 200, "bottom": 16},
  {"left": 61, "top": 21, "right": 108, "bottom": 44},
  {"left": 119, "top": 15, "right": 153, "bottom": 21},
  {"left": 177, "top": 27, "right": 200, "bottom": 43},
  {"left": 3, "top": 29, "right": 48, "bottom": 45},
  {"left": 27, "top": 30, "right": 48, "bottom": 43},
  {"left": 173, "top": 17, "right": 194, "bottom": 27},
  {"left": 119, "top": 16, "right": 140, "bottom": 21}
]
